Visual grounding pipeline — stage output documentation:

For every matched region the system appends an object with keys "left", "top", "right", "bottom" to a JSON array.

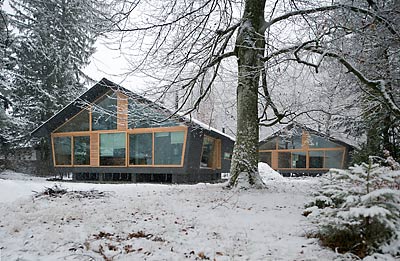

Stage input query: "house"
[
  {"left": 259, "top": 123, "right": 354, "bottom": 176},
  {"left": 32, "top": 78, "right": 234, "bottom": 183}
]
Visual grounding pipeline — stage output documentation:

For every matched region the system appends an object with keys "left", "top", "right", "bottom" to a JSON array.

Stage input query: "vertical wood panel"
[
  {"left": 90, "top": 133, "right": 99, "bottom": 166},
  {"left": 117, "top": 92, "right": 128, "bottom": 130},
  {"left": 271, "top": 151, "right": 278, "bottom": 169},
  {"left": 216, "top": 139, "right": 222, "bottom": 169}
]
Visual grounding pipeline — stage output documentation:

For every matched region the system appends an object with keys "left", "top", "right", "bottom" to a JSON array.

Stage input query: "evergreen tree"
[
  {"left": 305, "top": 157, "right": 400, "bottom": 257},
  {"left": 9, "top": 0, "right": 105, "bottom": 133}
]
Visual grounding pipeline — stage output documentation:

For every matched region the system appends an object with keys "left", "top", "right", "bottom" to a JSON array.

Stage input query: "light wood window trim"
[
  {"left": 259, "top": 147, "right": 346, "bottom": 170},
  {"left": 200, "top": 135, "right": 222, "bottom": 170},
  {"left": 52, "top": 133, "right": 92, "bottom": 167},
  {"left": 52, "top": 135, "right": 73, "bottom": 167}
]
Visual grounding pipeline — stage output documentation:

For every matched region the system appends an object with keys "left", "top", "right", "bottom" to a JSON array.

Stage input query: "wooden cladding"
[
  {"left": 90, "top": 133, "right": 99, "bottom": 166},
  {"left": 117, "top": 92, "right": 128, "bottom": 130}
]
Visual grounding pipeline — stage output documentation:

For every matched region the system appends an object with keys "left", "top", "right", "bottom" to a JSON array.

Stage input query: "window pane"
[
  {"left": 54, "top": 136, "right": 71, "bottom": 165},
  {"left": 309, "top": 134, "right": 342, "bottom": 148},
  {"left": 55, "top": 109, "right": 89, "bottom": 132},
  {"left": 92, "top": 92, "right": 118, "bottom": 130},
  {"left": 154, "top": 131, "right": 184, "bottom": 165},
  {"left": 309, "top": 151, "right": 324, "bottom": 168},
  {"left": 325, "top": 150, "right": 344, "bottom": 169},
  {"left": 259, "top": 138, "right": 277, "bottom": 150},
  {"left": 201, "top": 136, "right": 215, "bottom": 168},
  {"left": 278, "top": 152, "right": 291, "bottom": 168},
  {"left": 100, "top": 133, "right": 126, "bottom": 166},
  {"left": 292, "top": 151, "right": 306, "bottom": 168},
  {"left": 129, "top": 133, "right": 152, "bottom": 165},
  {"left": 128, "top": 98, "right": 179, "bottom": 128},
  {"left": 73, "top": 136, "right": 90, "bottom": 165},
  {"left": 278, "top": 135, "right": 302, "bottom": 149},
  {"left": 259, "top": 152, "right": 272, "bottom": 166}
]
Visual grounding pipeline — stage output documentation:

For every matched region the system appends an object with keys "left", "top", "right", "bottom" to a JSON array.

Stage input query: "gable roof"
[
  {"left": 31, "top": 78, "right": 234, "bottom": 141},
  {"left": 260, "top": 122, "right": 355, "bottom": 149}
]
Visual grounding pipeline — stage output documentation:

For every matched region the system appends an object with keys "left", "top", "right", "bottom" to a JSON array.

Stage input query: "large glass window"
[
  {"left": 325, "top": 150, "right": 344, "bottom": 169},
  {"left": 54, "top": 136, "right": 71, "bottom": 165},
  {"left": 278, "top": 152, "right": 291, "bottom": 168},
  {"left": 55, "top": 109, "right": 90, "bottom": 133},
  {"left": 100, "top": 133, "right": 126, "bottom": 166},
  {"left": 128, "top": 98, "right": 179, "bottom": 129},
  {"left": 73, "top": 136, "right": 90, "bottom": 165},
  {"left": 278, "top": 135, "right": 302, "bottom": 149},
  {"left": 292, "top": 151, "right": 306, "bottom": 168},
  {"left": 259, "top": 138, "right": 277, "bottom": 150},
  {"left": 309, "top": 151, "right": 324, "bottom": 168},
  {"left": 308, "top": 134, "right": 342, "bottom": 148},
  {"left": 129, "top": 133, "right": 153, "bottom": 165},
  {"left": 201, "top": 136, "right": 215, "bottom": 168},
  {"left": 259, "top": 152, "right": 272, "bottom": 166},
  {"left": 154, "top": 131, "right": 184, "bottom": 165},
  {"left": 92, "top": 92, "right": 118, "bottom": 130}
]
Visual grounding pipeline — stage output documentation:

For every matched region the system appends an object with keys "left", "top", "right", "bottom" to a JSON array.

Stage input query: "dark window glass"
[
  {"left": 154, "top": 131, "right": 184, "bottom": 165},
  {"left": 128, "top": 98, "right": 179, "bottom": 128},
  {"left": 259, "top": 152, "right": 272, "bottom": 166},
  {"left": 309, "top": 134, "right": 342, "bottom": 148},
  {"left": 325, "top": 150, "right": 344, "bottom": 169},
  {"left": 278, "top": 136, "right": 303, "bottom": 149},
  {"left": 129, "top": 133, "right": 153, "bottom": 165},
  {"left": 100, "top": 133, "right": 126, "bottom": 166},
  {"left": 292, "top": 151, "right": 306, "bottom": 168},
  {"left": 278, "top": 152, "right": 291, "bottom": 168},
  {"left": 55, "top": 109, "right": 89, "bottom": 133},
  {"left": 73, "top": 136, "right": 90, "bottom": 165},
  {"left": 309, "top": 151, "right": 324, "bottom": 168},
  {"left": 54, "top": 136, "right": 71, "bottom": 165},
  {"left": 259, "top": 138, "right": 277, "bottom": 150},
  {"left": 201, "top": 136, "right": 215, "bottom": 168},
  {"left": 92, "top": 92, "right": 118, "bottom": 130}
]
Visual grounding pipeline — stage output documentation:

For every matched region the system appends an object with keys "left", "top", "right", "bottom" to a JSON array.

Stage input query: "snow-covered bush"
[{"left": 305, "top": 157, "right": 400, "bottom": 258}]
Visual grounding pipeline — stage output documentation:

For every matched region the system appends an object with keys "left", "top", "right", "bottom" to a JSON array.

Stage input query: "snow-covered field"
[{"left": 0, "top": 169, "right": 341, "bottom": 261}]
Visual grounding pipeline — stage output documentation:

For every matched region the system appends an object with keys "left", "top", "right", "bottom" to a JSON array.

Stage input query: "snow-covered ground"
[{"left": 0, "top": 169, "right": 342, "bottom": 261}]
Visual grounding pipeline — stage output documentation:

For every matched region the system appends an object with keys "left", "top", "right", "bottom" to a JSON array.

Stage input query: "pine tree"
[
  {"left": 305, "top": 157, "right": 400, "bottom": 257},
  {"left": 9, "top": 0, "right": 104, "bottom": 133}
]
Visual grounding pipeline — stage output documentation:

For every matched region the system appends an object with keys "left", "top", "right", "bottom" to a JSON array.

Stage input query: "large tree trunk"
[{"left": 229, "top": 0, "right": 266, "bottom": 188}]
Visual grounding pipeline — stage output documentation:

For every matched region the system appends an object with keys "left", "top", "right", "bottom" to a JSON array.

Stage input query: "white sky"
[{"left": 83, "top": 38, "right": 146, "bottom": 91}]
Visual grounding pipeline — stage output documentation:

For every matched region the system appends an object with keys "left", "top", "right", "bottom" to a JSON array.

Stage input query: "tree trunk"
[{"left": 229, "top": 0, "right": 266, "bottom": 188}]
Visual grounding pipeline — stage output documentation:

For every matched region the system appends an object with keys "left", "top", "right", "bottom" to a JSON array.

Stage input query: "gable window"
[
  {"left": 92, "top": 92, "right": 118, "bottom": 131},
  {"left": 128, "top": 98, "right": 179, "bottom": 129},
  {"left": 100, "top": 133, "right": 126, "bottom": 166},
  {"left": 55, "top": 109, "right": 90, "bottom": 133}
]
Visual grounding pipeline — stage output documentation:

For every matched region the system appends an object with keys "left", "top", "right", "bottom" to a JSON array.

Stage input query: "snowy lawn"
[{"left": 0, "top": 170, "right": 340, "bottom": 261}]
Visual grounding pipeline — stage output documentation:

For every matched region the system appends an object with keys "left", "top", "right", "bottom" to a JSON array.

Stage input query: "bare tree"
[{"left": 103, "top": 0, "right": 400, "bottom": 187}]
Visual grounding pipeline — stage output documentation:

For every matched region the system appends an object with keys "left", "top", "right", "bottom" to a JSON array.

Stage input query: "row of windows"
[
  {"left": 260, "top": 132, "right": 343, "bottom": 150},
  {"left": 259, "top": 150, "right": 344, "bottom": 169},
  {"left": 53, "top": 131, "right": 185, "bottom": 167},
  {"left": 55, "top": 92, "right": 180, "bottom": 133}
]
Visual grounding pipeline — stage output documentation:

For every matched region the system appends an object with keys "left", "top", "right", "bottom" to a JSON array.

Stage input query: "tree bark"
[{"left": 229, "top": 0, "right": 266, "bottom": 188}]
